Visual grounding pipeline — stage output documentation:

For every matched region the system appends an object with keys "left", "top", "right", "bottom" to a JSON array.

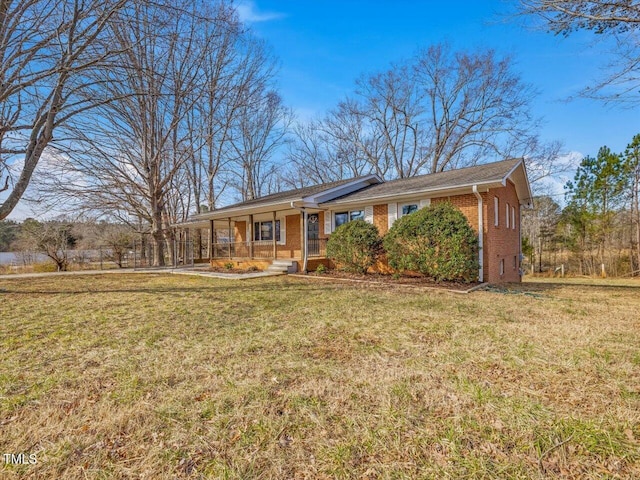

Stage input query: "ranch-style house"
[{"left": 177, "top": 158, "right": 533, "bottom": 283}]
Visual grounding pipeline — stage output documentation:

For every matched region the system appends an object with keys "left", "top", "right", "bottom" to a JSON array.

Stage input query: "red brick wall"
[
  {"left": 279, "top": 214, "right": 302, "bottom": 259},
  {"left": 483, "top": 181, "right": 521, "bottom": 283},
  {"left": 432, "top": 194, "right": 480, "bottom": 232},
  {"left": 319, "top": 211, "right": 329, "bottom": 239},
  {"left": 373, "top": 204, "right": 388, "bottom": 235}
]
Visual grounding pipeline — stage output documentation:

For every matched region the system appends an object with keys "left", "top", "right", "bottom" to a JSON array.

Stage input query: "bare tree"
[
  {"left": 285, "top": 119, "right": 366, "bottom": 188},
  {"left": 519, "top": 1, "right": 640, "bottom": 103},
  {"left": 16, "top": 218, "right": 77, "bottom": 271},
  {"left": 414, "top": 44, "right": 538, "bottom": 173},
  {"left": 289, "top": 43, "right": 544, "bottom": 182},
  {"left": 229, "top": 87, "right": 292, "bottom": 200},
  {"left": 186, "top": 30, "right": 278, "bottom": 210},
  {"left": 354, "top": 64, "right": 426, "bottom": 178},
  {"left": 0, "top": 0, "right": 129, "bottom": 220},
  {"left": 36, "top": 1, "right": 219, "bottom": 266}
]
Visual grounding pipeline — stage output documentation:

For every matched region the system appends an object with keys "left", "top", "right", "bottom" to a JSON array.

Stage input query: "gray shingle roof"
[
  {"left": 181, "top": 159, "right": 527, "bottom": 227},
  {"left": 191, "top": 176, "right": 370, "bottom": 217},
  {"left": 321, "top": 159, "right": 522, "bottom": 205}
]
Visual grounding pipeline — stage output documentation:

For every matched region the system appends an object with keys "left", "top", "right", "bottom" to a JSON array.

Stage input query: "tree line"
[
  {"left": 523, "top": 134, "right": 640, "bottom": 276},
  {"left": 0, "top": 218, "right": 134, "bottom": 271}
]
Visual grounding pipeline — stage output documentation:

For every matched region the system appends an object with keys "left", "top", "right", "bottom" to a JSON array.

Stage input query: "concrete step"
[{"left": 266, "top": 259, "right": 297, "bottom": 274}]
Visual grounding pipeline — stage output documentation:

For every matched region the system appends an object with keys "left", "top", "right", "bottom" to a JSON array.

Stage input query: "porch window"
[
  {"left": 215, "top": 229, "right": 231, "bottom": 243},
  {"left": 400, "top": 204, "right": 418, "bottom": 217},
  {"left": 253, "top": 220, "right": 281, "bottom": 241},
  {"left": 335, "top": 210, "right": 364, "bottom": 228}
]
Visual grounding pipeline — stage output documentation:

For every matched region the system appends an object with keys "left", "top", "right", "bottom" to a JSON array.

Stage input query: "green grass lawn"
[{"left": 1, "top": 274, "right": 639, "bottom": 479}]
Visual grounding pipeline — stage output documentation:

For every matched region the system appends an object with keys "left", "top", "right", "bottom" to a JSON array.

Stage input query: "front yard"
[{"left": 1, "top": 274, "right": 639, "bottom": 478}]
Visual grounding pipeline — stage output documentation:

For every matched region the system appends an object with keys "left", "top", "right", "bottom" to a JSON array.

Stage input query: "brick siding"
[{"left": 373, "top": 204, "right": 388, "bottom": 235}]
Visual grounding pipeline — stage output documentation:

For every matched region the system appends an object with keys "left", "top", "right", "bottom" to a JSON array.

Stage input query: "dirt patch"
[{"left": 306, "top": 269, "right": 481, "bottom": 291}]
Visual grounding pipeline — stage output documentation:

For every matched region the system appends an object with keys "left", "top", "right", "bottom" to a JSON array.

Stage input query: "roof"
[
  {"left": 321, "top": 158, "right": 524, "bottom": 205},
  {"left": 176, "top": 158, "right": 532, "bottom": 227},
  {"left": 202, "top": 177, "right": 364, "bottom": 214},
  {"left": 183, "top": 174, "right": 382, "bottom": 226}
]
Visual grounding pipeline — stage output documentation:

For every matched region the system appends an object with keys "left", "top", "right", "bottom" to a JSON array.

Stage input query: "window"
[
  {"left": 400, "top": 204, "right": 418, "bottom": 217},
  {"left": 350, "top": 210, "right": 364, "bottom": 221},
  {"left": 511, "top": 206, "right": 516, "bottom": 230},
  {"left": 253, "top": 220, "right": 280, "bottom": 242},
  {"left": 215, "top": 229, "right": 231, "bottom": 243},
  {"left": 500, "top": 259, "right": 505, "bottom": 276},
  {"left": 513, "top": 255, "right": 518, "bottom": 269},
  {"left": 494, "top": 197, "right": 499, "bottom": 226},
  {"left": 506, "top": 203, "right": 510, "bottom": 229},
  {"left": 335, "top": 210, "right": 364, "bottom": 228}
]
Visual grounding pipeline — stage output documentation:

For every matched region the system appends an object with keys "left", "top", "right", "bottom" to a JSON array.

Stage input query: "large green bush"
[
  {"left": 326, "top": 219, "right": 382, "bottom": 274},
  {"left": 383, "top": 202, "right": 479, "bottom": 282}
]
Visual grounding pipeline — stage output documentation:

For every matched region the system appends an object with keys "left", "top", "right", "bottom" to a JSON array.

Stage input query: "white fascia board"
[
  {"left": 502, "top": 158, "right": 524, "bottom": 184},
  {"left": 194, "top": 200, "right": 304, "bottom": 220},
  {"left": 503, "top": 160, "right": 534, "bottom": 208},
  {"left": 171, "top": 219, "right": 211, "bottom": 229},
  {"left": 320, "top": 181, "right": 503, "bottom": 207}
]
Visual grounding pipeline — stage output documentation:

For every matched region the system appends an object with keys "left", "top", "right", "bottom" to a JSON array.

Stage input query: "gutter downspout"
[
  {"left": 472, "top": 185, "right": 484, "bottom": 282},
  {"left": 291, "top": 201, "right": 308, "bottom": 273}
]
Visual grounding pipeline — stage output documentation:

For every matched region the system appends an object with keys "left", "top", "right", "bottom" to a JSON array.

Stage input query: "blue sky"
[
  {"left": 5, "top": 1, "right": 638, "bottom": 220},
  {"left": 239, "top": 0, "right": 638, "bottom": 166}
]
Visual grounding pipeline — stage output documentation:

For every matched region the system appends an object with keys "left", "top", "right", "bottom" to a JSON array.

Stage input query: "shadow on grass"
[
  {"left": 514, "top": 280, "right": 640, "bottom": 293},
  {"left": 0, "top": 282, "right": 337, "bottom": 296}
]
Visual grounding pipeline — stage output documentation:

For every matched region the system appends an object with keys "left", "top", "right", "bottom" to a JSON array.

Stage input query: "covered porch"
[{"left": 180, "top": 208, "right": 329, "bottom": 270}]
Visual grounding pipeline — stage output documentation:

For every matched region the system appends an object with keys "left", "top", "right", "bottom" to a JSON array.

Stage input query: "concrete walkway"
[
  {"left": 172, "top": 270, "right": 283, "bottom": 280},
  {"left": 0, "top": 267, "right": 284, "bottom": 281}
]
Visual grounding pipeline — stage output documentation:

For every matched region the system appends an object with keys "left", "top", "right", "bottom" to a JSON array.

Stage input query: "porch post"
[
  {"left": 272, "top": 211, "right": 277, "bottom": 259},
  {"left": 227, "top": 217, "right": 232, "bottom": 260},
  {"left": 249, "top": 214, "right": 254, "bottom": 258},
  {"left": 302, "top": 209, "right": 308, "bottom": 273},
  {"left": 208, "top": 219, "right": 214, "bottom": 259}
]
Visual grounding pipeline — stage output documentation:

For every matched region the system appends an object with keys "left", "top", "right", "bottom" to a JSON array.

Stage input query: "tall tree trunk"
[{"left": 151, "top": 203, "right": 165, "bottom": 266}]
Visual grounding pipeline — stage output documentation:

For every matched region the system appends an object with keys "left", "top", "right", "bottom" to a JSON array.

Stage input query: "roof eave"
[
  {"left": 320, "top": 180, "right": 505, "bottom": 207},
  {"left": 503, "top": 159, "right": 534, "bottom": 208}
]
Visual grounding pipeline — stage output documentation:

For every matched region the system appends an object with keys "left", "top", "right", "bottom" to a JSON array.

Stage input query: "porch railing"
[
  {"left": 211, "top": 239, "right": 328, "bottom": 259},
  {"left": 211, "top": 241, "right": 277, "bottom": 259},
  {"left": 307, "top": 238, "right": 328, "bottom": 257}
]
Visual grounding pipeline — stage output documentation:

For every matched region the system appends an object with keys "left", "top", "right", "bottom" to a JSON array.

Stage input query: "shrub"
[
  {"left": 383, "top": 202, "right": 479, "bottom": 282},
  {"left": 315, "top": 263, "right": 327, "bottom": 274},
  {"left": 224, "top": 262, "right": 234, "bottom": 270},
  {"left": 326, "top": 220, "right": 382, "bottom": 274}
]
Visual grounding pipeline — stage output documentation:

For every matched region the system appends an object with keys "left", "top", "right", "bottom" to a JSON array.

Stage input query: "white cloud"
[
  {"left": 531, "top": 151, "right": 583, "bottom": 205},
  {"left": 235, "top": 1, "right": 285, "bottom": 23},
  {"left": 1, "top": 150, "right": 80, "bottom": 221}
]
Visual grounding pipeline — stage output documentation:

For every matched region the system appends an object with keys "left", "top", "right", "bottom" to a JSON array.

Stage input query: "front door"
[{"left": 307, "top": 213, "right": 319, "bottom": 256}]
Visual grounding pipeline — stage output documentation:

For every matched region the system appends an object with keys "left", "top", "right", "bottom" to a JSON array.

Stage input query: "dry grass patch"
[{"left": 1, "top": 274, "right": 639, "bottom": 479}]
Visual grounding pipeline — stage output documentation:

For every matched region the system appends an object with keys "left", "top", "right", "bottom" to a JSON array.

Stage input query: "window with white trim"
[
  {"left": 253, "top": 220, "right": 281, "bottom": 242},
  {"left": 494, "top": 197, "right": 499, "bottom": 227},
  {"left": 500, "top": 259, "right": 505, "bottom": 276},
  {"left": 512, "top": 206, "right": 516, "bottom": 230},
  {"left": 506, "top": 203, "right": 510, "bottom": 229},
  {"left": 335, "top": 210, "right": 364, "bottom": 228},
  {"left": 400, "top": 203, "right": 419, "bottom": 217}
]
